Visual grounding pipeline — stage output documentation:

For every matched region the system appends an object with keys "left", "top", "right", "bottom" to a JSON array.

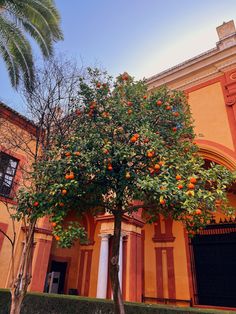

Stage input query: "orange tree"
[{"left": 22, "top": 69, "right": 235, "bottom": 314}]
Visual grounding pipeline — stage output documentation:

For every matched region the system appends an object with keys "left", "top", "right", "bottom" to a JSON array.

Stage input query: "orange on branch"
[
  {"left": 160, "top": 199, "right": 166, "bottom": 205},
  {"left": 143, "top": 95, "right": 147, "bottom": 99},
  {"left": 147, "top": 150, "right": 155, "bottom": 158},
  {"left": 107, "top": 164, "right": 113, "bottom": 171},
  {"left": 154, "top": 164, "right": 160, "bottom": 170},
  {"left": 55, "top": 235, "right": 60, "bottom": 241},
  {"left": 188, "top": 183, "right": 195, "bottom": 189},
  {"left": 130, "top": 136, "right": 137, "bottom": 143},
  {"left": 173, "top": 112, "right": 180, "bottom": 117},
  {"left": 52, "top": 222, "right": 57, "bottom": 227},
  {"left": 178, "top": 184, "right": 183, "bottom": 189},
  {"left": 61, "top": 189, "right": 67, "bottom": 195},
  {"left": 121, "top": 72, "right": 129, "bottom": 81},
  {"left": 127, "top": 101, "right": 133, "bottom": 107},
  {"left": 127, "top": 109, "right": 133, "bottom": 115},
  {"left": 195, "top": 209, "right": 202, "bottom": 215},
  {"left": 176, "top": 175, "right": 181, "bottom": 180},
  {"left": 190, "top": 177, "right": 197, "bottom": 184},
  {"left": 33, "top": 201, "right": 39, "bottom": 207},
  {"left": 156, "top": 100, "right": 162, "bottom": 106}
]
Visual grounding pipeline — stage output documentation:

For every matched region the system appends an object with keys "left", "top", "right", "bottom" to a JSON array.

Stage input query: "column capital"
[{"left": 99, "top": 233, "right": 110, "bottom": 240}]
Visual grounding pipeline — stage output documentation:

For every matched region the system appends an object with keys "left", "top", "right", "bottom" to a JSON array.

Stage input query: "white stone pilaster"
[{"left": 96, "top": 233, "right": 110, "bottom": 298}]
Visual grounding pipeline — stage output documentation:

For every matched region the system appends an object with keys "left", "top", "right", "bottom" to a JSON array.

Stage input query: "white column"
[
  {"left": 118, "top": 234, "right": 123, "bottom": 291},
  {"left": 96, "top": 233, "right": 110, "bottom": 298}
]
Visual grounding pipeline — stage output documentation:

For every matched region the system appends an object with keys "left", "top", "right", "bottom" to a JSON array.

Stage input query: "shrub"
[{"left": 0, "top": 290, "right": 235, "bottom": 314}]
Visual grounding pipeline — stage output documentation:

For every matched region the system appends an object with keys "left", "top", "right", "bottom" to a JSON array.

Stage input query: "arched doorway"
[{"left": 189, "top": 149, "right": 236, "bottom": 308}]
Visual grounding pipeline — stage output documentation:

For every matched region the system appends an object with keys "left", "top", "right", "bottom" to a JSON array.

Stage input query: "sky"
[{"left": 1, "top": 0, "right": 236, "bottom": 114}]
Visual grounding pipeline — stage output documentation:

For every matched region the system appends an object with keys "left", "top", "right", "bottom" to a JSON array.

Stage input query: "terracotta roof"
[{"left": 0, "top": 102, "right": 38, "bottom": 135}]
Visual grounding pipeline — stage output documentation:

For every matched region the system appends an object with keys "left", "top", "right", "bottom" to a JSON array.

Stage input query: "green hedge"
[{"left": 0, "top": 289, "right": 235, "bottom": 314}]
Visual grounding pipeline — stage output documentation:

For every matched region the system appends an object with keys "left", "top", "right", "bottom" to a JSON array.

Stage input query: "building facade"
[{"left": 1, "top": 20, "right": 236, "bottom": 310}]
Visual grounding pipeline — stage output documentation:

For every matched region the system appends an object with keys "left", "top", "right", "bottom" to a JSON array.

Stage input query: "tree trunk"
[
  {"left": 10, "top": 221, "right": 35, "bottom": 314},
  {"left": 110, "top": 211, "right": 125, "bottom": 314}
]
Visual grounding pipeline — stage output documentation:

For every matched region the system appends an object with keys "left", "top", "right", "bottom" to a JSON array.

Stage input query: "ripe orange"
[
  {"left": 188, "top": 183, "right": 195, "bottom": 189},
  {"left": 143, "top": 95, "right": 147, "bottom": 99},
  {"left": 130, "top": 136, "right": 137, "bottom": 143},
  {"left": 69, "top": 172, "right": 74, "bottom": 179},
  {"left": 55, "top": 235, "right": 60, "bottom": 241},
  {"left": 107, "top": 164, "right": 113, "bottom": 171},
  {"left": 96, "top": 82, "right": 101, "bottom": 88},
  {"left": 65, "top": 174, "right": 71, "bottom": 180},
  {"left": 172, "top": 127, "right": 177, "bottom": 132},
  {"left": 52, "top": 222, "right": 57, "bottom": 227},
  {"left": 65, "top": 152, "right": 71, "bottom": 157},
  {"left": 33, "top": 201, "right": 39, "bottom": 207},
  {"left": 127, "top": 101, "right": 133, "bottom": 106},
  {"left": 121, "top": 73, "right": 129, "bottom": 81},
  {"left": 59, "top": 202, "right": 64, "bottom": 207},
  {"left": 154, "top": 164, "right": 160, "bottom": 170},
  {"left": 160, "top": 199, "right": 166, "bottom": 205},
  {"left": 166, "top": 105, "right": 171, "bottom": 110},
  {"left": 195, "top": 209, "right": 202, "bottom": 215},
  {"left": 127, "top": 109, "right": 133, "bottom": 115},
  {"left": 61, "top": 189, "right": 67, "bottom": 195},
  {"left": 144, "top": 138, "right": 149, "bottom": 143},
  {"left": 74, "top": 151, "right": 80, "bottom": 156},
  {"left": 102, "top": 112, "right": 109, "bottom": 118},
  {"left": 178, "top": 184, "right": 183, "bottom": 189},
  {"left": 159, "top": 161, "right": 165, "bottom": 166},
  {"left": 147, "top": 151, "right": 154, "bottom": 158},
  {"left": 133, "top": 133, "right": 139, "bottom": 139},
  {"left": 173, "top": 112, "right": 179, "bottom": 117},
  {"left": 156, "top": 100, "right": 162, "bottom": 106},
  {"left": 103, "top": 149, "right": 109, "bottom": 154},
  {"left": 176, "top": 175, "right": 181, "bottom": 180},
  {"left": 190, "top": 177, "right": 197, "bottom": 184},
  {"left": 76, "top": 109, "right": 82, "bottom": 116}
]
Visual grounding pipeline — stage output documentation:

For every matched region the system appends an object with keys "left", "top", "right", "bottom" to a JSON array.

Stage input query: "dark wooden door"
[{"left": 192, "top": 230, "right": 236, "bottom": 307}]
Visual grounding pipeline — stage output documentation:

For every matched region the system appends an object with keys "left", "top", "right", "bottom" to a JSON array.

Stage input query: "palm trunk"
[
  {"left": 10, "top": 221, "right": 35, "bottom": 314},
  {"left": 110, "top": 211, "right": 125, "bottom": 314}
]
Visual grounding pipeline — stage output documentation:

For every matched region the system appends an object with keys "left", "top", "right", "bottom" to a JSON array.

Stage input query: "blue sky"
[{"left": 1, "top": 0, "right": 236, "bottom": 113}]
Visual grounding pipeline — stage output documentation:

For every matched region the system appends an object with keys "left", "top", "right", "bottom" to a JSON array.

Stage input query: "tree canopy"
[{"left": 17, "top": 69, "right": 236, "bottom": 244}]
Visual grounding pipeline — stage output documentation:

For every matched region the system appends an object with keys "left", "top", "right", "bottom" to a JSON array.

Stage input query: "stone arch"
[{"left": 198, "top": 144, "right": 236, "bottom": 170}]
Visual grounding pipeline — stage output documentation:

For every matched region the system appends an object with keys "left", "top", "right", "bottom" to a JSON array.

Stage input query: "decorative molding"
[
  {"left": 95, "top": 213, "right": 145, "bottom": 228},
  {"left": 152, "top": 215, "right": 175, "bottom": 243}
]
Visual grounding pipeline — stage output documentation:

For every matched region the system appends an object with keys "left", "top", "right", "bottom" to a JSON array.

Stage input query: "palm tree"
[{"left": 0, "top": 0, "right": 63, "bottom": 90}]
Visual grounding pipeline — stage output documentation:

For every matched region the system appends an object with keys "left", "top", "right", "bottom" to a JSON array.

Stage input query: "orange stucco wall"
[{"left": 188, "top": 82, "right": 234, "bottom": 150}]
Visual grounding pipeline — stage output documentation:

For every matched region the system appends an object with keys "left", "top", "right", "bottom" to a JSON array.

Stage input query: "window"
[{"left": 0, "top": 152, "right": 19, "bottom": 197}]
